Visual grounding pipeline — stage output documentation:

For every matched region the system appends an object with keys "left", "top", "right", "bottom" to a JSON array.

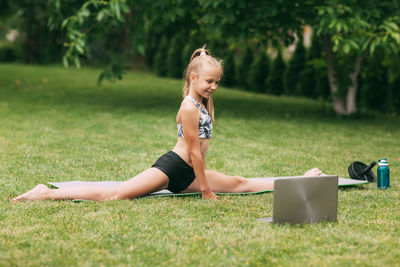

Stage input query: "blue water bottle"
[{"left": 377, "top": 159, "right": 390, "bottom": 189}]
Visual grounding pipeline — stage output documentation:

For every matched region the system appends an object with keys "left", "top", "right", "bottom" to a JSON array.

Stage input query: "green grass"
[{"left": 1, "top": 63, "right": 399, "bottom": 266}]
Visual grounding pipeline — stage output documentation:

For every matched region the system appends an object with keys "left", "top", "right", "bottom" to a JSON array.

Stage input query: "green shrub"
[
  {"left": 312, "top": 58, "right": 331, "bottom": 101},
  {"left": 153, "top": 35, "right": 169, "bottom": 77},
  {"left": 308, "top": 33, "right": 323, "bottom": 60},
  {"left": 359, "top": 51, "right": 389, "bottom": 111},
  {"left": 389, "top": 75, "right": 400, "bottom": 113},
  {"left": 167, "top": 35, "right": 185, "bottom": 78},
  {"left": 236, "top": 46, "right": 254, "bottom": 90},
  {"left": 284, "top": 38, "right": 306, "bottom": 95},
  {"left": 207, "top": 39, "right": 223, "bottom": 57},
  {"left": 144, "top": 32, "right": 158, "bottom": 68},
  {"left": 0, "top": 44, "right": 16, "bottom": 62},
  {"left": 266, "top": 51, "right": 285, "bottom": 95},
  {"left": 309, "top": 35, "right": 331, "bottom": 101},
  {"left": 182, "top": 42, "right": 194, "bottom": 67},
  {"left": 222, "top": 52, "right": 236, "bottom": 87},
  {"left": 385, "top": 53, "right": 400, "bottom": 113},
  {"left": 247, "top": 49, "right": 269, "bottom": 92},
  {"left": 181, "top": 35, "right": 206, "bottom": 68},
  {"left": 297, "top": 64, "right": 316, "bottom": 98},
  {"left": 297, "top": 34, "right": 324, "bottom": 98}
]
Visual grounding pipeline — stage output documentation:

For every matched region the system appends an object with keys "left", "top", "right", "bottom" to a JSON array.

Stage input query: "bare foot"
[
  {"left": 303, "top": 168, "right": 322, "bottom": 177},
  {"left": 12, "top": 184, "right": 50, "bottom": 201}
]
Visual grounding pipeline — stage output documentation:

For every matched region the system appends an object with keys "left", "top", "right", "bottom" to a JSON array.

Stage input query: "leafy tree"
[
  {"left": 247, "top": 49, "right": 269, "bottom": 92},
  {"left": 48, "top": 0, "right": 130, "bottom": 68},
  {"left": 43, "top": 0, "right": 400, "bottom": 115},
  {"left": 0, "top": 0, "right": 66, "bottom": 63},
  {"left": 45, "top": 0, "right": 203, "bottom": 83},
  {"left": 313, "top": 1, "right": 400, "bottom": 115},
  {"left": 198, "top": 0, "right": 400, "bottom": 115},
  {"left": 266, "top": 50, "right": 285, "bottom": 96}
]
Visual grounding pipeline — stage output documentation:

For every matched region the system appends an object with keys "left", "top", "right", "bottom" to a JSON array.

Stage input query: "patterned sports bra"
[{"left": 177, "top": 96, "right": 213, "bottom": 139}]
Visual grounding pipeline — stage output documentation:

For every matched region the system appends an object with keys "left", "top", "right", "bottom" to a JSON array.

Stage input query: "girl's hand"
[{"left": 202, "top": 191, "right": 218, "bottom": 200}]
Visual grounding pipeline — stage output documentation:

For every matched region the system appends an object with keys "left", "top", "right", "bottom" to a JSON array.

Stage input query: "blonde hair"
[{"left": 182, "top": 47, "right": 223, "bottom": 122}]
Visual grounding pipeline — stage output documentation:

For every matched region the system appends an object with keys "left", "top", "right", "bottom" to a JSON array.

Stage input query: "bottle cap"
[{"left": 378, "top": 158, "right": 388, "bottom": 166}]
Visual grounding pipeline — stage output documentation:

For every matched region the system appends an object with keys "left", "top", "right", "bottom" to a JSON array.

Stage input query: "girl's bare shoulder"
[{"left": 179, "top": 98, "right": 198, "bottom": 113}]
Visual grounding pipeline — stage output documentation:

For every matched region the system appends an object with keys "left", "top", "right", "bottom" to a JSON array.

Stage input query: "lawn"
[{"left": 0, "top": 64, "right": 399, "bottom": 266}]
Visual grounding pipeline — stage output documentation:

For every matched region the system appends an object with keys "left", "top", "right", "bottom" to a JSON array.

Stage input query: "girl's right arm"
[{"left": 180, "top": 101, "right": 218, "bottom": 200}]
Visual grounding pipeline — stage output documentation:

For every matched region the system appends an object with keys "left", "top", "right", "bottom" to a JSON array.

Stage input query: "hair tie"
[{"left": 200, "top": 51, "right": 207, "bottom": 56}]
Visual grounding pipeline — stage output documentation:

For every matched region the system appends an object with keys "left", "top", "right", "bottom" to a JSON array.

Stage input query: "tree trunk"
[
  {"left": 346, "top": 54, "right": 365, "bottom": 114},
  {"left": 321, "top": 35, "right": 365, "bottom": 115}
]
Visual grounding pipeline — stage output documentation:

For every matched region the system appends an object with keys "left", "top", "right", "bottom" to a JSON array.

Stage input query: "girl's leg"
[
  {"left": 184, "top": 170, "right": 272, "bottom": 193},
  {"left": 12, "top": 168, "right": 169, "bottom": 201},
  {"left": 184, "top": 168, "right": 322, "bottom": 193}
]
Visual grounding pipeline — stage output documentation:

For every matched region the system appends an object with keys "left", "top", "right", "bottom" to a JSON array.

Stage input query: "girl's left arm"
[{"left": 180, "top": 102, "right": 218, "bottom": 200}]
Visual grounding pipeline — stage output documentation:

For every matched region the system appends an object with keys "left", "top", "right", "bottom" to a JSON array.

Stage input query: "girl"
[{"left": 13, "top": 48, "right": 321, "bottom": 201}]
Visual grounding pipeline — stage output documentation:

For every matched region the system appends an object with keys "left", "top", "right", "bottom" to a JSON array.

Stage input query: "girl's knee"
[
  {"left": 101, "top": 188, "right": 123, "bottom": 201},
  {"left": 231, "top": 176, "right": 249, "bottom": 191},
  {"left": 103, "top": 187, "right": 144, "bottom": 201}
]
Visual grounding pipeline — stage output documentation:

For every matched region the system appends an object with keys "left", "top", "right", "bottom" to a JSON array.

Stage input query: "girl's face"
[{"left": 190, "top": 64, "right": 221, "bottom": 99}]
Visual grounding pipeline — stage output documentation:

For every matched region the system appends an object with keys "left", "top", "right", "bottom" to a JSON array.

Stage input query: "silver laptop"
[{"left": 258, "top": 175, "right": 338, "bottom": 224}]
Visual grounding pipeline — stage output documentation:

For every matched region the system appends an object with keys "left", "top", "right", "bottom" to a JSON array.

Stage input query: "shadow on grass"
[{"left": 339, "top": 184, "right": 369, "bottom": 191}]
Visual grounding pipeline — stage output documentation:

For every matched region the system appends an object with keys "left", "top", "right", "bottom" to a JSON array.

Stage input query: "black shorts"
[{"left": 152, "top": 151, "right": 196, "bottom": 193}]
